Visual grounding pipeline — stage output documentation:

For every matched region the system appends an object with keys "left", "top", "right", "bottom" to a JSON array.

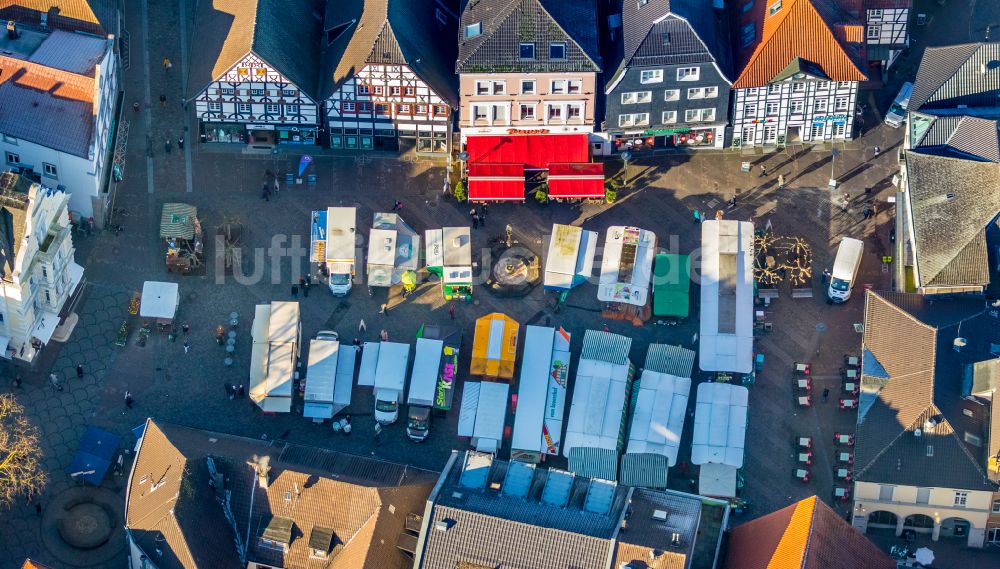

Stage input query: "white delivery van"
[
  {"left": 884, "top": 82, "right": 913, "bottom": 128},
  {"left": 373, "top": 342, "right": 410, "bottom": 425},
  {"left": 828, "top": 237, "right": 864, "bottom": 303}
]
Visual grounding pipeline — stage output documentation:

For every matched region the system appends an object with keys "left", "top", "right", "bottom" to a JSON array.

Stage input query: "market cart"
[{"left": 160, "top": 203, "right": 204, "bottom": 273}]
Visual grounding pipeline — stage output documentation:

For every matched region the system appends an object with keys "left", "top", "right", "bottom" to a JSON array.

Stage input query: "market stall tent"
[
  {"left": 699, "top": 220, "right": 755, "bottom": 373},
  {"left": 426, "top": 227, "right": 473, "bottom": 300},
  {"left": 544, "top": 224, "right": 598, "bottom": 291},
  {"left": 366, "top": 212, "right": 420, "bottom": 287},
  {"left": 598, "top": 226, "right": 656, "bottom": 306},
  {"left": 652, "top": 253, "right": 691, "bottom": 319},
  {"left": 458, "top": 380, "right": 510, "bottom": 455},
  {"left": 470, "top": 313, "right": 519, "bottom": 379},
  {"left": 139, "top": 281, "right": 178, "bottom": 323},
  {"left": 692, "top": 382, "right": 749, "bottom": 498}
]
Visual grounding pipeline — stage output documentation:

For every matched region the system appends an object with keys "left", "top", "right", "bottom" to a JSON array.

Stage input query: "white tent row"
[
  {"left": 510, "top": 326, "right": 572, "bottom": 461},
  {"left": 691, "top": 382, "right": 748, "bottom": 467},
  {"left": 625, "top": 370, "right": 691, "bottom": 466},
  {"left": 699, "top": 220, "right": 754, "bottom": 373},
  {"left": 563, "top": 332, "right": 634, "bottom": 458}
]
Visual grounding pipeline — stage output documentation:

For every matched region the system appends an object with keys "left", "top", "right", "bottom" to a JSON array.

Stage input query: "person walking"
[
  {"left": 393, "top": 200, "right": 403, "bottom": 211},
  {"left": 182, "top": 322, "right": 190, "bottom": 335},
  {"left": 124, "top": 391, "right": 134, "bottom": 408},
  {"left": 822, "top": 387, "right": 830, "bottom": 403},
  {"left": 159, "top": 94, "right": 167, "bottom": 107},
  {"left": 822, "top": 268, "right": 831, "bottom": 284},
  {"left": 132, "top": 101, "right": 140, "bottom": 112},
  {"left": 225, "top": 383, "right": 234, "bottom": 399},
  {"left": 728, "top": 195, "right": 737, "bottom": 208},
  {"left": 448, "top": 305, "right": 456, "bottom": 320},
  {"left": 472, "top": 211, "right": 480, "bottom": 229},
  {"left": 183, "top": 341, "right": 191, "bottom": 354},
  {"left": 379, "top": 303, "right": 388, "bottom": 315},
  {"left": 76, "top": 364, "right": 84, "bottom": 379},
  {"left": 13, "top": 375, "right": 22, "bottom": 388},
  {"left": 164, "top": 139, "right": 172, "bottom": 154},
  {"left": 693, "top": 210, "right": 701, "bottom": 224},
  {"left": 162, "top": 57, "right": 172, "bottom": 72},
  {"left": 379, "top": 329, "right": 389, "bottom": 341},
  {"left": 873, "top": 145, "right": 881, "bottom": 158},
  {"left": 261, "top": 183, "right": 271, "bottom": 202},
  {"left": 302, "top": 278, "right": 310, "bottom": 297},
  {"left": 479, "top": 207, "right": 487, "bottom": 227},
  {"left": 359, "top": 319, "right": 367, "bottom": 334},
  {"left": 759, "top": 164, "right": 767, "bottom": 177},
  {"left": 777, "top": 174, "right": 785, "bottom": 189},
  {"left": 34, "top": 502, "right": 42, "bottom": 515},
  {"left": 863, "top": 203, "right": 873, "bottom": 219},
  {"left": 178, "top": 136, "right": 185, "bottom": 150},
  {"left": 50, "top": 373, "right": 62, "bottom": 391}
]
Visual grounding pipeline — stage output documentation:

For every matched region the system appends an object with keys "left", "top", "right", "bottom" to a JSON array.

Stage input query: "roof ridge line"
[
  {"left": 855, "top": 403, "right": 936, "bottom": 476},
  {"left": 939, "top": 417, "right": 997, "bottom": 488},
  {"left": 530, "top": 0, "right": 600, "bottom": 69}
]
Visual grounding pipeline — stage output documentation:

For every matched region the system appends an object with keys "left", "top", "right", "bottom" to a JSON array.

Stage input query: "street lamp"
[{"left": 621, "top": 150, "right": 633, "bottom": 187}]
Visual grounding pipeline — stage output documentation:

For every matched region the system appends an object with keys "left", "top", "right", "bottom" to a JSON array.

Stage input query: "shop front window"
[{"left": 202, "top": 123, "right": 246, "bottom": 143}]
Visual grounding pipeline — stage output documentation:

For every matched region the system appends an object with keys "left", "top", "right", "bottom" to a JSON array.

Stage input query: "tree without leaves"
[{"left": 0, "top": 394, "right": 46, "bottom": 508}]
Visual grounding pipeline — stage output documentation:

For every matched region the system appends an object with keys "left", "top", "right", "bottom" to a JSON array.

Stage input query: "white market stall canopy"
[
  {"left": 699, "top": 220, "right": 754, "bottom": 373},
  {"left": 563, "top": 331, "right": 634, "bottom": 458},
  {"left": 303, "top": 339, "right": 339, "bottom": 419},
  {"left": 698, "top": 462, "right": 738, "bottom": 499},
  {"left": 511, "top": 326, "right": 572, "bottom": 459},
  {"left": 691, "top": 382, "right": 748, "bottom": 468},
  {"left": 544, "top": 224, "right": 597, "bottom": 291},
  {"left": 267, "top": 301, "right": 300, "bottom": 345},
  {"left": 368, "top": 212, "right": 421, "bottom": 287},
  {"left": 598, "top": 226, "right": 656, "bottom": 306},
  {"left": 139, "top": 281, "right": 179, "bottom": 320},
  {"left": 626, "top": 369, "right": 692, "bottom": 465},
  {"left": 410, "top": 338, "right": 444, "bottom": 404}
]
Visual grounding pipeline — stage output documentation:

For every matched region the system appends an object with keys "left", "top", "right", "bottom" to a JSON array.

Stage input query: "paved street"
[{"left": 2, "top": 0, "right": 1000, "bottom": 568}]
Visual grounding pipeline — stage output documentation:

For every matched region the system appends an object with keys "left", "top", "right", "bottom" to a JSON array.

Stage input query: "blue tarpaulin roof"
[{"left": 66, "top": 426, "right": 120, "bottom": 486}]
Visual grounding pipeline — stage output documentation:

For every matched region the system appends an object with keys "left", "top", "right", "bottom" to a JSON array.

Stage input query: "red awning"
[
  {"left": 547, "top": 162, "right": 605, "bottom": 199},
  {"left": 468, "top": 163, "right": 525, "bottom": 202},
  {"left": 466, "top": 134, "right": 590, "bottom": 169}
]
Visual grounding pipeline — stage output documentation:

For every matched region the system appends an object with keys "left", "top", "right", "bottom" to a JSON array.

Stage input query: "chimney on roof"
[
  {"left": 670, "top": 532, "right": 681, "bottom": 548},
  {"left": 247, "top": 455, "right": 271, "bottom": 489},
  {"left": 6, "top": 20, "right": 18, "bottom": 40},
  {"left": 434, "top": 520, "right": 450, "bottom": 532},
  {"left": 652, "top": 509, "right": 667, "bottom": 521}
]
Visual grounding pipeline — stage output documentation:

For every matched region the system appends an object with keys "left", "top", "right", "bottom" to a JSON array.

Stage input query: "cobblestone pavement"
[{"left": 2, "top": 0, "right": 1000, "bottom": 568}]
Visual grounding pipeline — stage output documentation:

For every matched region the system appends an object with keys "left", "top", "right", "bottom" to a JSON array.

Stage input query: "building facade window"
[
  {"left": 5, "top": 152, "right": 20, "bottom": 164},
  {"left": 878, "top": 485, "right": 895, "bottom": 501},
  {"left": 208, "top": 102, "right": 222, "bottom": 111},
  {"left": 832, "top": 123, "right": 846, "bottom": 137},
  {"left": 567, "top": 80, "right": 582, "bottom": 94},
  {"left": 867, "top": 25, "right": 881, "bottom": 39},
  {"left": 43, "top": 163, "right": 57, "bottom": 178},
  {"left": 567, "top": 104, "right": 581, "bottom": 119},
  {"left": 465, "top": 22, "right": 481, "bottom": 38},
  {"left": 390, "top": 86, "right": 401, "bottom": 96},
  {"left": 621, "top": 91, "right": 652, "bottom": 104},
  {"left": 519, "top": 104, "right": 535, "bottom": 119},
  {"left": 768, "top": 83, "right": 781, "bottom": 94},
  {"left": 433, "top": 105, "right": 448, "bottom": 116},
  {"left": 790, "top": 100, "right": 804, "bottom": 114},
  {"left": 221, "top": 87, "right": 235, "bottom": 95},
  {"left": 547, "top": 106, "right": 562, "bottom": 120},
  {"left": 397, "top": 104, "right": 411, "bottom": 114},
  {"left": 993, "top": 499, "right": 1000, "bottom": 513},
  {"left": 358, "top": 84, "right": 370, "bottom": 95},
  {"left": 551, "top": 80, "right": 567, "bottom": 94},
  {"left": 676, "top": 67, "right": 699, "bottom": 81},
  {"left": 662, "top": 110, "right": 677, "bottom": 123},
  {"left": 265, "top": 104, "right": 280, "bottom": 113},
  {"left": 375, "top": 103, "right": 390, "bottom": 115},
  {"left": 954, "top": 492, "right": 968, "bottom": 507},
  {"left": 741, "top": 23, "right": 756, "bottom": 47},
  {"left": 687, "top": 87, "right": 704, "bottom": 99},
  {"left": 664, "top": 89, "right": 679, "bottom": 101},
  {"left": 704, "top": 86, "right": 718, "bottom": 98},
  {"left": 618, "top": 113, "right": 649, "bottom": 127},
  {"left": 792, "top": 82, "right": 805, "bottom": 92},
  {"left": 250, "top": 88, "right": 264, "bottom": 96},
  {"left": 415, "top": 104, "right": 428, "bottom": 114},
  {"left": 641, "top": 69, "right": 664, "bottom": 84},
  {"left": 405, "top": 86, "right": 416, "bottom": 96},
  {"left": 343, "top": 102, "right": 356, "bottom": 112},
  {"left": 764, "top": 125, "right": 777, "bottom": 142},
  {"left": 765, "top": 102, "right": 779, "bottom": 115},
  {"left": 373, "top": 86, "right": 384, "bottom": 95},
  {"left": 2, "top": 134, "right": 17, "bottom": 144},
  {"left": 815, "top": 99, "right": 828, "bottom": 112},
  {"left": 285, "top": 104, "right": 300, "bottom": 114},
  {"left": 835, "top": 97, "right": 849, "bottom": 110},
  {"left": 817, "top": 81, "right": 830, "bottom": 90},
  {"left": 744, "top": 104, "right": 756, "bottom": 117},
  {"left": 358, "top": 102, "right": 373, "bottom": 112},
  {"left": 521, "top": 80, "right": 536, "bottom": 94},
  {"left": 237, "top": 103, "right": 252, "bottom": 113},
  {"left": 282, "top": 89, "right": 296, "bottom": 96},
  {"left": 810, "top": 124, "right": 824, "bottom": 139}
]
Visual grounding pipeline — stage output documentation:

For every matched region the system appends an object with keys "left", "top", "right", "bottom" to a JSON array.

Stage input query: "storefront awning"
[
  {"left": 547, "top": 162, "right": 605, "bottom": 199},
  {"left": 466, "top": 134, "right": 590, "bottom": 169},
  {"left": 468, "top": 163, "right": 525, "bottom": 202}
]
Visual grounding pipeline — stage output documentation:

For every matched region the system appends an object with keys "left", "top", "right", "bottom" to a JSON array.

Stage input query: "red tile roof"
[
  {"left": 724, "top": 496, "right": 896, "bottom": 569},
  {"left": 734, "top": 0, "right": 867, "bottom": 88}
]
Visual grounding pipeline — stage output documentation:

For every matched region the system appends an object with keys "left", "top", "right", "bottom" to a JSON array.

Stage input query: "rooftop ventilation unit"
[{"left": 652, "top": 509, "right": 668, "bottom": 521}]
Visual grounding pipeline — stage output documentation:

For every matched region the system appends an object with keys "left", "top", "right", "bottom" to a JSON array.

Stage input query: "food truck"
[
  {"left": 425, "top": 227, "right": 473, "bottom": 300},
  {"left": 406, "top": 338, "right": 443, "bottom": 442},
  {"left": 470, "top": 313, "right": 519, "bottom": 380},
  {"left": 249, "top": 301, "right": 301, "bottom": 413},
  {"left": 310, "top": 207, "right": 357, "bottom": 296},
  {"left": 543, "top": 224, "right": 597, "bottom": 292},
  {"left": 510, "top": 326, "right": 571, "bottom": 462},
  {"left": 367, "top": 212, "right": 420, "bottom": 288},
  {"left": 458, "top": 381, "right": 510, "bottom": 455}
]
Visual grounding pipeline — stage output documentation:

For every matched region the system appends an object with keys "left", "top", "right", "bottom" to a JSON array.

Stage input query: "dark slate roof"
[
  {"left": 723, "top": 496, "right": 895, "bottom": 569},
  {"left": 456, "top": 0, "right": 601, "bottom": 74},
  {"left": 126, "top": 420, "right": 437, "bottom": 569},
  {"left": 0, "top": 172, "right": 31, "bottom": 279},
  {"left": 910, "top": 42, "right": 1000, "bottom": 111},
  {"left": 912, "top": 115, "right": 1000, "bottom": 162},
  {"left": 320, "top": 0, "right": 459, "bottom": 106},
  {"left": 903, "top": 151, "right": 1000, "bottom": 288},
  {"left": 854, "top": 292, "right": 999, "bottom": 492},
  {"left": 187, "top": 0, "right": 325, "bottom": 99},
  {"left": 419, "top": 451, "right": 629, "bottom": 569}
]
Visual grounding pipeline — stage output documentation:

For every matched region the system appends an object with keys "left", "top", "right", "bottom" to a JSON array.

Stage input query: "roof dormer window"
[
  {"left": 465, "top": 22, "right": 481, "bottom": 39},
  {"left": 519, "top": 43, "right": 535, "bottom": 60}
]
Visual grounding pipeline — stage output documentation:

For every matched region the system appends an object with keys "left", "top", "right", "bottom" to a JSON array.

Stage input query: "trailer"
[
  {"left": 303, "top": 337, "right": 340, "bottom": 422},
  {"left": 406, "top": 338, "right": 444, "bottom": 442},
  {"left": 417, "top": 324, "right": 462, "bottom": 412},
  {"left": 249, "top": 301, "right": 301, "bottom": 413},
  {"left": 426, "top": 227, "right": 473, "bottom": 300},
  {"left": 543, "top": 224, "right": 597, "bottom": 291},
  {"left": 510, "top": 326, "right": 572, "bottom": 462},
  {"left": 311, "top": 207, "right": 357, "bottom": 296},
  {"left": 458, "top": 381, "right": 510, "bottom": 455},
  {"left": 373, "top": 342, "right": 410, "bottom": 425}
]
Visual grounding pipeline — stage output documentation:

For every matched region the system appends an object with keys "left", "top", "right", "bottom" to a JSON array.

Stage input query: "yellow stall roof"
[{"left": 471, "top": 313, "right": 519, "bottom": 379}]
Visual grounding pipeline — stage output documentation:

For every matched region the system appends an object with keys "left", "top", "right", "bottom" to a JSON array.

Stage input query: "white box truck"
[
  {"left": 303, "top": 332, "right": 340, "bottom": 422},
  {"left": 310, "top": 207, "right": 357, "bottom": 296},
  {"left": 406, "top": 338, "right": 444, "bottom": 442},
  {"left": 374, "top": 342, "right": 410, "bottom": 425}
]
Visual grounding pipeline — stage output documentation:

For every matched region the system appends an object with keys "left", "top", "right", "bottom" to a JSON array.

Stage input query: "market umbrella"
[
  {"left": 914, "top": 547, "right": 934, "bottom": 566},
  {"left": 401, "top": 270, "right": 417, "bottom": 292}
]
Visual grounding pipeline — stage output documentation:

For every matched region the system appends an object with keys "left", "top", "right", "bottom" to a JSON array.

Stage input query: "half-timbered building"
[
  {"left": 832, "top": 0, "right": 911, "bottom": 78},
  {"left": 604, "top": 0, "right": 732, "bottom": 151},
  {"left": 321, "top": 0, "right": 458, "bottom": 153},
  {"left": 187, "top": 0, "right": 325, "bottom": 148},
  {"left": 732, "top": 0, "right": 867, "bottom": 148}
]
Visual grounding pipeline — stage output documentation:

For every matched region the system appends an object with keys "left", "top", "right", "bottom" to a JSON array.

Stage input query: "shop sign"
[
  {"left": 751, "top": 119, "right": 775, "bottom": 124},
  {"left": 246, "top": 124, "right": 274, "bottom": 130},
  {"left": 506, "top": 128, "right": 550, "bottom": 135},
  {"left": 643, "top": 128, "right": 691, "bottom": 135},
  {"left": 812, "top": 114, "right": 849, "bottom": 122}
]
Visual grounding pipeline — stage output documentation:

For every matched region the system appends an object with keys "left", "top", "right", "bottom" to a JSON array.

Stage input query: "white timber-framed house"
[
  {"left": 732, "top": 0, "right": 867, "bottom": 148},
  {"left": 187, "top": 0, "right": 325, "bottom": 148},
  {"left": 322, "top": 0, "right": 459, "bottom": 153}
]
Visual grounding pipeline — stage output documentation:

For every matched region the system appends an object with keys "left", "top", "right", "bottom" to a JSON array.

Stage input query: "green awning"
[
  {"left": 159, "top": 203, "right": 198, "bottom": 239},
  {"left": 652, "top": 253, "right": 690, "bottom": 318}
]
